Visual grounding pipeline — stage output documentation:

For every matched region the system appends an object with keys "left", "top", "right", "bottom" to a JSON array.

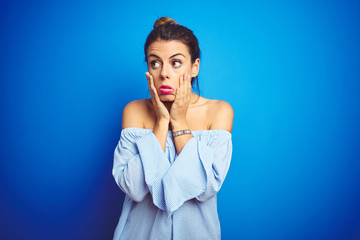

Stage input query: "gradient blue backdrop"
[{"left": 1, "top": 0, "right": 360, "bottom": 239}]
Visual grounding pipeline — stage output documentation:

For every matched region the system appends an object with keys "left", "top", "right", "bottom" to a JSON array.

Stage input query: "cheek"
[
  {"left": 152, "top": 80, "right": 161, "bottom": 90},
  {"left": 148, "top": 70, "right": 160, "bottom": 86},
  {"left": 148, "top": 68, "right": 158, "bottom": 77}
]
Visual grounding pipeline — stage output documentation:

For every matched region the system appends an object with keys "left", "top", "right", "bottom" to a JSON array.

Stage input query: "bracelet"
[{"left": 172, "top": 129, "right": 193, "bottom": 137}]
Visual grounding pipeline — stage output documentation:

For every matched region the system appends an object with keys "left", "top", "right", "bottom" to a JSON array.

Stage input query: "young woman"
[{"left": 112, "top": 17, "right": 234, "bottom": 240}]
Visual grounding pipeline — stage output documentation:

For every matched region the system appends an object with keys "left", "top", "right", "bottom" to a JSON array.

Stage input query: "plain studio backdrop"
[{"left": 1, "top": 0, "right": 359, "bottom": 239}]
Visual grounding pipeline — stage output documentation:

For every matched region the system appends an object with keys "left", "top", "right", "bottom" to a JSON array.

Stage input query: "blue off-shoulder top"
[{"left": 112, "top": 127, "right": 232, "bottom": 240}]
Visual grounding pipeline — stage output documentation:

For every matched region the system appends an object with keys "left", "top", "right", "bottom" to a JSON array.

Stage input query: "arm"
[
  {"left": 113, "top": 101, "right": 152, "bottom": 202},
  {"left": 112, "top": 134, "right": 149, "bottom": 202},
  {"left": 170, "top": 73, "right": 195, "bottom": 154},
  {"left": 160, "top": 102, "right": 234, "bottom": 214},
  {"left": 158, "top": 130, "right": 232, "bottom": 214},
  {"left": 146, "top": 72, "right": 171, "bottom": 151},
  {"left": 113, "top": 100, "right": 170, "bottom": 203},
  {"left": 113, "top": 73, "right": 177, "bottom": 209},
  {"left": 113, "top": 129, "right": 172, "bottom": 203}
]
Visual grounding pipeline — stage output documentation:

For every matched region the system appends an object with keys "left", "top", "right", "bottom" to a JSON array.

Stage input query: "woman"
[{"left": 112, "top": 17, "right": 234, "bottom": 240}]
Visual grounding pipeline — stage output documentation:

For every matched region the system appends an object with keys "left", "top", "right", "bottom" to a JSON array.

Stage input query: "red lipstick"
[{"left": 159, "top": 85, "right": 174, "bottom": 94}]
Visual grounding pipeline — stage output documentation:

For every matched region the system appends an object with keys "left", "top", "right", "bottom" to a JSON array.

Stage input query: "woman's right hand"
[{"left": 146, "top": 72, "right": 170, "bottom": 123}]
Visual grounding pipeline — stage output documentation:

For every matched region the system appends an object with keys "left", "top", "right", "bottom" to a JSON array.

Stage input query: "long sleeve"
[
  {"left": 112, "top": 128, "right": 232, "bottom": 215},
  {"left": 112, "top": 128, "right": 231, "bottom": 240},
  {"left": 161, "top": 130, "right": 232, "bottom": 214},
  {"left": 112, "top": 128, "right": 170, "bottom": 203}
]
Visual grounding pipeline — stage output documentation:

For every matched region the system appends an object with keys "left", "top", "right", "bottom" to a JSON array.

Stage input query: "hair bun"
[{"left": 153, "top": 17, "right": 177, "bottom": 28}]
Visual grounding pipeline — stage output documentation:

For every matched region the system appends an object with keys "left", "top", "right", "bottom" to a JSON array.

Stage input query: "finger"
[
  {"left": 145, "top": 72, "right": 150, "bottom": 88},
  {"left": 145, "top": 72, "right": 151, "bottom": 83},
  {"left": 187, "top": 73, "right": 192, "bottom": 90},
  {"left": 146, "top": 72, "right": 160, "bottom": 106},
  {"left": 145, "top": 72, "right": 155, "bottom": 99},
  {"left": 174, "top": 75, "right": 181, "bottom": 101},
  {"left": 184, "top": 74, "right": 188, "bottom": 99},
  {"left": 186, "top": 73, "right": 191, "bottom": 102},
  {"left": 179, "top": 75, "right": 184, "bottom": 101},
  {"left": 145, "top": 72, "right": 152, "bottom": 92},
  {"left": 183, "top": 73, "right": 187, "bottom": 101},
  {"left": 184, "top": 74, "right": 187, "bottom": 88}
]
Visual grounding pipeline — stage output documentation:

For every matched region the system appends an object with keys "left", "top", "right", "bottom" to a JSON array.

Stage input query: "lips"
[{"left": 159, "top": 85, "right": 174, "bottom": 95}]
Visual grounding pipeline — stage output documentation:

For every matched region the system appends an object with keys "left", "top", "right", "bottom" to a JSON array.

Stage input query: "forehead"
[{"left": 147, "top": 40, "right": 190, "bottom": 58}]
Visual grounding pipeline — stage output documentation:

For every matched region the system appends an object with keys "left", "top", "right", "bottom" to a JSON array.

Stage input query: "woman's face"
[{"left": 147, "top": 40, "right": 199, "bottom": 102}]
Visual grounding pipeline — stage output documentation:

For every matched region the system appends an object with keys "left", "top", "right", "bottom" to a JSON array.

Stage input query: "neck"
[{"left": 163, "top": 101, "right": 173, "bottom": 112}]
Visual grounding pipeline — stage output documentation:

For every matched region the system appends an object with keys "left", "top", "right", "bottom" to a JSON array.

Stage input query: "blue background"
[{"left": 1, "top": 0, "right": 360, "bottom": 239}]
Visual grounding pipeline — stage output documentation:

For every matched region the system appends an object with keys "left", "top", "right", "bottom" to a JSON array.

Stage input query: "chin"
[{"left": 159, "top": 95, "right": 175, "bottom": 102}]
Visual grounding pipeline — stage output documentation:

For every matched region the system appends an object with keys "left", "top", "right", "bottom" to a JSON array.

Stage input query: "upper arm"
[
  {"left": 122, "top": 100, "right": 144, "bottom": 129},
  {"left": 209, "top": 100, "right": 234, "bottom": 133}
]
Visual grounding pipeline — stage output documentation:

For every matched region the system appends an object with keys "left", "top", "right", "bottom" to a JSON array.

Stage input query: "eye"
[
  {"left": 150, "top": 61, "right": 160, "bottom": 69},
  {"left": 172, "top": 60, "right": 181, "bottom": 68}
]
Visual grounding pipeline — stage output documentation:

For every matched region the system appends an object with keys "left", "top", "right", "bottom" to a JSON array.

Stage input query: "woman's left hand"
[{"left": 170, "top": 73, "right": 192, "bottom": 125}]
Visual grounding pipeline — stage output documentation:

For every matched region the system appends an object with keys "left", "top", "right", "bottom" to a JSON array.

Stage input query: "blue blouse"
[{"left": 112, "top": 127, "right": 232, "bottom": 240}]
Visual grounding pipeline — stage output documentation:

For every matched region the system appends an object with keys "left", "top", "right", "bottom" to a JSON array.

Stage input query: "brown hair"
[{"left": 153, "top": 17, "right": 177, "bottom": 28}]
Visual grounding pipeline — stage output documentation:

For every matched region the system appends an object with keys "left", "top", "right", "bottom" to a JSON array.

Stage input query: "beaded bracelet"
[{"left": 172, "top": 129, "right": 193, "bottom": 137}]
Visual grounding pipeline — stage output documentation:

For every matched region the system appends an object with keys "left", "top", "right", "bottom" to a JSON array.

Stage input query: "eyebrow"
[{"left": 148, "top": 53, "right": 185, "bottom": 59}]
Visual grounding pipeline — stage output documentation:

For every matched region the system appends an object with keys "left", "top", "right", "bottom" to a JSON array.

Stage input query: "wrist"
[
  {"left": 172, "top": 129, "right": 193, "bottom": 138},
  {"left": 156, "top": 118, "right": 169, "bottom": 127},
  {"left": 153, "top": 118, "right": 169, "bottom": 152}
]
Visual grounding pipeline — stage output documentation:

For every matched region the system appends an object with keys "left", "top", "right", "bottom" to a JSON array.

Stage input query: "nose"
[{"left": 160, "top": 63, "right": 170, "bottom": 80}]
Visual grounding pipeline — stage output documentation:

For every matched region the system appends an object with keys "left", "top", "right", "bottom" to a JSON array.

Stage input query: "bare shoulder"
[
  {"left": 122, "top": 99, "right": 151, "bottom": 129},
  {"left": 207, "top": 99, "right": 234, "bottom": 133}
]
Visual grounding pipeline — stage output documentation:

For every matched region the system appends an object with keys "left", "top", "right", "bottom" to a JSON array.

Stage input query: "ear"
[{"left": 191, "top": 58, "right": 200, "bottom": 78}]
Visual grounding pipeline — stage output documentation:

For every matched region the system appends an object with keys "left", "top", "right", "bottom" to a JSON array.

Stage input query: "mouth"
[{"left": 159, "top": 85, "right": 175, "bottom": 95}]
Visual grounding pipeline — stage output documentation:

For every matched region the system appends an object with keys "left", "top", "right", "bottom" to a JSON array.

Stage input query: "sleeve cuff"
[
  {"left": 162, "top": 137, "right": 210, "bottom": 213},
  {"left": 135, "top": 132, "right": 171, "bottom": 211}
]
